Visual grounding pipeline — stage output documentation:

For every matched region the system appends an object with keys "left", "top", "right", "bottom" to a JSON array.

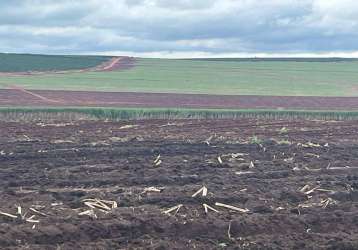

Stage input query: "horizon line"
[{"left": 3, "top": 51, "right": 358, "bottom": 59}]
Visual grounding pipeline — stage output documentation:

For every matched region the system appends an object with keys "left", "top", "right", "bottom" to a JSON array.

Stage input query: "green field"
[
  {"left": 1, "top": 55, "right": 358, "bottom": 96},
  {"left": 0, "top": 53, "right": 109, "bottom": 72}
]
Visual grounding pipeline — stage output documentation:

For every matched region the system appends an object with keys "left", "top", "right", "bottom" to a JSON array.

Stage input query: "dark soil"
[
  {"left": 0, "top": 119, "right": 358, "bottom": 249},
  {"left": 2, "top": 89, "right": 358, "bottom": 110}
]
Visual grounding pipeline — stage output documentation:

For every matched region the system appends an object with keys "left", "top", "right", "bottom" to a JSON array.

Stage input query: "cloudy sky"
[{"left": 1, "top": 0, "right": 358, "bottom": 57}]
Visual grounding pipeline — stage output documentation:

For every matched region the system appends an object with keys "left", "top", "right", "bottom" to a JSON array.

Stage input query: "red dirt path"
[
  {"left": 99, "top": 57, "right": 135, "bottom": 71},
  {"left": 1, "top": 89, "right": 358, "bottom": 110},
  {"left": 7, "top": 85, "right": 62, "bottom": 104}
]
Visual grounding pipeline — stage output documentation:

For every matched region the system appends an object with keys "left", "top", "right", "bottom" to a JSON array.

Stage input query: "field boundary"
[{"left": 1, "top": 107, "right": 358, "bottom": 121}]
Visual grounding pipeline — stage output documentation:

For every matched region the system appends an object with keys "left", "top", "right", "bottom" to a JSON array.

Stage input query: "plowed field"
[
  {"left": 2, "top": 89, "right": 358, "bottom": 110},
  {"left": 0, "top": 119, "right": 358, "bottom": 249}
]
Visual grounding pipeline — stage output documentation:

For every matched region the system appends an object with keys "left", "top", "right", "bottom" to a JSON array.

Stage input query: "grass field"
[
  {"left": 1, "top": 57, "right": 358, "bottom": 96},
  {"left": 0, "top": 53, "right": 109, "bottom": 72}
]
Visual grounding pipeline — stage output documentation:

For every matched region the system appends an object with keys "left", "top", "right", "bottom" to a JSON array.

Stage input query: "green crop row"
[{"left": 1, "top": 107, "right": 358, "bottom": 121}]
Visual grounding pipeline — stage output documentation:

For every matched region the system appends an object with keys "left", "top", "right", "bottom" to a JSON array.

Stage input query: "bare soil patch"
[
  {"left": 0, "top": 119, "right": 358, "bottom": 249},
  {"left": 1, "top": 89, "right": 358, "bottom": 110}
]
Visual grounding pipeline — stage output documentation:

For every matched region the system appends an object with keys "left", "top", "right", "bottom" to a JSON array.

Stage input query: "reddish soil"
[
  {"left": 0, "top": 118, "right": 358, "bottom": 249},
  {"left": 6, "top": 86, "right": 62, "bottom": 104},
  {"left": 1, "top": 88, "right": 358, "bottom": 110},
  {"left": 98, "top": 57, "right": 136, "bottom": 71}
]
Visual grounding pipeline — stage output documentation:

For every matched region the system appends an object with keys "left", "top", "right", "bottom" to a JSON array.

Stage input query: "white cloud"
[{"left": 0, "top": 0, "right": 357, "bottom": 57}]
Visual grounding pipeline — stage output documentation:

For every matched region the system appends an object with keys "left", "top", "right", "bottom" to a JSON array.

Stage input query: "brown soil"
[
  {"left": 0, "top": 118, "right": 358, "bottom": 249},
  {"left": 6, "top": 86, "right": 63, "bottom": 104},
  {"left": 1, "top": 89, "right": 358, "bottom": 110}
]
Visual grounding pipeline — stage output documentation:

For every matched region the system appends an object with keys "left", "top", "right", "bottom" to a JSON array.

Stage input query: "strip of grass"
[{"left": 1, "top": 107, "right": 358, "bottom": 121}]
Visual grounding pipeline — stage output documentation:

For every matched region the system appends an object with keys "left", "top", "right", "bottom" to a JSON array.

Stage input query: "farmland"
[
  {"left": 1, "top": 54, "right": 358, "bottom": 112},
  {"left": 1, "top": 54, "right": 358, "bottom": 249},
  {"left": 1, "top": 57, "right": 358, "bottom": 97},
  {"left": 0, "top": 53, "right": 110, "bottom": 72},
  {"left": 0, "top": 118, "right": 358, "bottom": 249}
]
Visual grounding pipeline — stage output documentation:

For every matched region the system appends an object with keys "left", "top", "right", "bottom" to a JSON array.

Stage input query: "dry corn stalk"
[
  {"left": 321, "top": 198, "right": 338, "bottom": 208},
  {"left": 52, "top": 139, "right": 74, "bottom": 144},
  {"left": 29, "top": 208, "right": 48, "bottom": 217},
  {"left": 304, "top": 167, "right": 321, "bottom": 172},
  {"left": 327, "top": 165, "right": 352, "bottom": 170},
  {"left": 192, "top": 186, "right": 208, "bottom": 198},
  {"left": 25, "top": 215, "right": 40, "bottom": 223},
  {"left": 307, "top": 142, "right": 320, "bottom": 147},
  {"left": 235, "top": 171, "right": 254, "bottom": 175},
  {"left": 0, "top": 211, "right": 17, "bottom": 219},
  {"left": 163, "top": 204, "right": 183, "bottom": 215},
  {"left": 0, "top": 208, "right": 40, "bottom": 223},
  {"left": 304, "top": 186, "right": 319, "bottom": 195},
  {"left": 142, "top": 187, "right": 162, "bottom": 194},
  {"left": 17, "top": 206, "right": 22, "bottom": 215},
  {"left": 203, "top": 204, "right": 219, "bottom": 214},
  {"left": 299, "top": 184, "right": 311, "bottom": 193},
  {"left": 82, "top": 198, "right": 117, "bottom": 213},
  {"left": 51, "top": 202, "right": 63, "bottom": 206},
  {"left": 79, "top": 209, "right": 97, "bottom": 219},
  {"left": 232, "top": 153, "right": 248, "bottom": 158},
  {"left": 249, "top": 161, "right": 255, "bottom": 168},
  {"left": 305, "top": 153, "right": 320, "bottom": 158},
  {"left": 298, "top": 203, "right": 315, "bottom": 208},
  {"left": 204, "top": 135, "right": 213, "bottom": 145},
  {"left": 23, "top": 135, "right": 31, "bottom": 141},
  {"left": 154, "top": 160, "right": 162, "bottom": 166},
  {"left": 119, "top": 125, "right": 138, "bottom": 129},
  {"left": 298, "top": 142, "right": 321, "bottom": 148},
  {"left": 298, "top": 197, "right": 338, "bottom": 210},
  {"left": 154, "top": 155, "right": 162, "bottom": 166},
  {"left": 228, "top": 221, "right": 232, "bottom": 239},
  {"left": 316, "top": 188, "right": 335, "bottom": 193},
  {"left": 284, "top": 157, "right": 294, "bottom": 162},
  {"left": 215, "top": 202, "right": 249, "bottom": 213}
]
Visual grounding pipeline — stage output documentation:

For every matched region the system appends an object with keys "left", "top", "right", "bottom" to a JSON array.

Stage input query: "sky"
[{"left": 1, "top": 0, "right": 358, "bottom": 58}]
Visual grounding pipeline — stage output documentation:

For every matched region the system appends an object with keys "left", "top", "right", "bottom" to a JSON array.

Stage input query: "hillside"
[
  {"left": 0, "top": 53, "right": 109, "bottom": 72},
  {"left": 1, "top": 56, "right": 358, "bottom": 96}
]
